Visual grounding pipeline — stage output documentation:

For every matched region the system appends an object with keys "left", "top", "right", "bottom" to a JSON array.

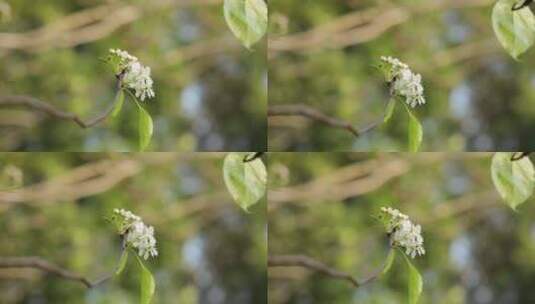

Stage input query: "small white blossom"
[
  {"left": 380, "top": 56, "right": 408, "bottom": 72},
  {"left": 108, "top": 49, "right": 155, "bottom": 101},
  {"left": 109, "top": 49, "right": 138, "bottom": 70},
  {"left": 113, "top": 208, "right": 158, "bottom": 260},
  {"left": 380, "top": 56, "right": 425, "bottom": 108},
  {"left": 113, "top": 208, "right": 141, "bottom": 226},
  {"left": 379, "top": 207, "right": 425, "bottom": 258}
]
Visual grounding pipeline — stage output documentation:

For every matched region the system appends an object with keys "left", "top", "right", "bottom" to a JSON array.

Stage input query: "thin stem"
[
  {"left": 510, "top": 152, "right": 532, "bottom": 161},
  {"left": 243, "top": 152, "right": 265, "bottom": 162},
  {"left": 0, "top": 257, "right": 104, "bottom": 288},
  {"left": 0, "top": 80, "right": 123, "bottom": 129},
  {"left": 268, "top": 254, "right": 361, "bottom": 288},
  {"left": 359, "top": 248, "right": 394, "bottom": 286},
  {"left": 0, "top": 247, "right": 126, "bottom": 288},
  {"left": 512, "top": 0, "right": 532, "bottom": 11},
  {"left": 268, "top": 104, "right": 382, "bottom": 137},
  {"left": 124, "top": 87, "right": 140, "bottom": 104},
  {"left": 268, "top": 250, "right": 393, "bottom": 289}
]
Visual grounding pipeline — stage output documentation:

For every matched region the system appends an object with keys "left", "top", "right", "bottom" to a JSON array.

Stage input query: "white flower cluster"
[
  {"left": 109, "top": 49, "right": 155, "bottom": 101},
  {"left": 380, "top": 207, "right": 425, "bottom": 258},
  {"left": 380, "top": 56, "right": 425, "bottom": 108},
  {"left": 113, "top": 208, "right": 158, "bottom": 260}
]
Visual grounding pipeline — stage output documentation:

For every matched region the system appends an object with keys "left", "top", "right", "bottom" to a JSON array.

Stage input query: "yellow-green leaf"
[
  {"left": 111, "top": 90, "right": 125, "bottom": 117},
  {"left": 492, "top": 0, "right": 535, "bottom": 59},
  {"left": 223, "top": 152, "right": 266, "bottom": 211},
  {"left": 491, "top": 152, "right": 535, "bottom": 210},
  {"left": 224, "top": 0, "right": 267, "bottom": 49},
  {"left": 135, "top": 254, "right": 155, "bottom": 304},
  {"left": 115, "top": 250, "right": 128, "bottom": 275},
  {"left": 136, "top": 102, "right": 153, "bottom": 151},
  {"left": 402, "top": 252, "right": 422, "bottom": 304},
  {"left": 406, "top": 106, "right": 423, "bottom": 152}
]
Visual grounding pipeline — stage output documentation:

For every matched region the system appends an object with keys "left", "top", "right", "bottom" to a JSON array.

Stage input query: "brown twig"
[
  {"left": 0, "top": 95, "right": 118, "bottom": 128},
  {"left": 268, "top": 104, "right": 381, "bottom": 137},
  {"left": 268, "top": 255, "right": 362, "bottom": 288},
  {"left": 268, "top": 250, "right": 396, "bottom": 290},
  {"left": 0, "top": 257, "right": 112, "bottom": 288}
]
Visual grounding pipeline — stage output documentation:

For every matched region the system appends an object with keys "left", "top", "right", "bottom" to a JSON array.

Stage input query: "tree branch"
[
  {"left": 0, "top": 81, "right": 122, "bottom": 128},
  {"left": 268, "top": 252, "right": 391, "bottom": 290},
  {"left": 268, "top": 104, "right": 380, "bottom": 137},
  {"left": 268, "top": 158, "right": 409, "bottom": 211},
  {"left": 0, "top": 257, "right": 112, "bottom": 288},
  {"left": 268, "top": 255, "right": 363, "bottom": 288},
  {"left": 0, "top": 0, "right": 223, "bottom": 52},
  {"left": 163, "top": 36, "right": 240, "bottom": 64},
  {"left": 269, "top": 0, "right": 492, "bottom": 54},
  {"left": 0, "top": 158, "right": 142, "bottom": 206}
]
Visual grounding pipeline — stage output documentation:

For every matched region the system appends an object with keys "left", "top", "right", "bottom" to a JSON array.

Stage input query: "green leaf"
[
  {"left": 224, "top": 0, "right": 267, "bottom": 48},
  {"left": 491, "top": 152, "right": 535, "bottom": 210},
  {"left": 381, "top": 249, "right": 396, "bottom": 276},
  {"left": 115, "top": 250, "right": 129, "bottom": 275},
  {"left": 492, "top": 0, "right": 535, "bottom": 59},
  {"left": 223, "top": 152, "right": 267, "bottom": 211},
  {"left": 405, "top": 106, "right": 423, "bottom": 152},
  {"left": 111, "top": 90, "right": 125, "bottom": 117},
  {"left": 135, "top": 254, "right": 155, "bottom": 304},
  {"left": 135, "top": 101, "right": 153, "bottom": 151},
  {"left": 402, "top": 251, "right": 423, "bottom": 304},
  {"left": 384, "top": 98, "right": 396, "bottom": 123}
]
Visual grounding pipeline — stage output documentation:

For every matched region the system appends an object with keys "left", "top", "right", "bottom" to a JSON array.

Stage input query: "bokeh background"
[
  {"left": 268, "top": 152, "right": 535, "bottom": 303},
  {"left": 268, "top": 0, "right": 535, "bottom": 151},
  {"left": 0, "top": 153, "right": 266, "bottom": 303},
  {"left": 0, "top": 0, "right": 266, "bottom": 151}
]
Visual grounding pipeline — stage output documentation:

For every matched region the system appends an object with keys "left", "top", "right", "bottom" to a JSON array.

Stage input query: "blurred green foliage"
[
  {"left": 268, "top": 152, "right": 535, "bottom": 303},
  {"left": 0, "top": 153, "right": 266, "bottom": 303},
  {"left": 268, "top": 0, "right": 535, "bottom": 151},
  {"left": 0, "top": 0, "right": 266, "bottom": 151}
]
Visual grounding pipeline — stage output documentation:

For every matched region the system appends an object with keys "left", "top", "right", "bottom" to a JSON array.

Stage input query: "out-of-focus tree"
[
  {"left": 0, "top": 153, "right": 266, "bottom": 303},
  {"left": 268, "top": 152, "right": 535, "bottom": 303},
  {"left": 268, "top": 0, "right": 535, "bottom": 152},
  {"left": 0, "top": 0, "right": 266, "bottom": 151}
]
